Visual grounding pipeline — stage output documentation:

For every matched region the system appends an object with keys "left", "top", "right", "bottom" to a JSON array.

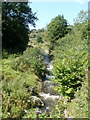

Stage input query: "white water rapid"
[{"left": 39, "top": 49, "right": 62, "bottom": 112}]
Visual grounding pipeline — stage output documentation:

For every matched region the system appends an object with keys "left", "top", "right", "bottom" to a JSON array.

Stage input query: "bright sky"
[{"left": 29, "top": 0, "right": 89, "bottom": 29}]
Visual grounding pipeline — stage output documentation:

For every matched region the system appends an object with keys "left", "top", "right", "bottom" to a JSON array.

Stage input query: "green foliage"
[
  {"left": 44, "top": 15, "right": 72, "bottom": 52},
  {"left": 50, "top": 14, "right": 88, "bottom": 117},
  {"left": 51, "top": 17, "right": 87, "bottom": 99},
  {"left": 2, "top": 45, "right": 45, "bottom": 118},
  {"left": 2, "top": 58, "right": 40, "bottom": 118},
  {"left": 2, "top": 9, "right": 89, "bottom": 119},
  {"left": 22, "top": 99, "right": 65, "bottom": 119},
  {"left": 12, "top": 47, "right": 45, "bottom": 79},
  {"left": 66, "top": 78, "right": 88, "bottom": 118},
  {"left": 2, "top": 49, "right": 20, "bottom": 59},
  {"left": 74, "top": 10, "right": 88, "bottom": 24},
  {"left": 29, "top": 28, "right": 45, "bottom": 48},
  {"left": 2, "top": 50, "right": 9, "bottom": 59},
  {"left": 46, "top": 15, "right": 71, "bottom": 44},
  {"left": 22, "top": 108, "right": 37, "bottom": 118},
  {"left": 73, "top": 10, "right": 88, "bottom": 40},
  {"left": 36, "top": 35, "right": 43, "bottom": 43},
  {"left": 47, "top": 10, "right": 88, "bottom": 118},
  {"left": 52, "top": 50, "right": 87, "bottom": 99},
  {"left": 36, "top": 100, "right": 65, "bottom": 118},
  {"left": 2, "top": 2, "right": 38, "bottom": 53}
]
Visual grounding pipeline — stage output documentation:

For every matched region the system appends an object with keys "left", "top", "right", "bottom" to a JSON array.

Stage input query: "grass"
[
  {"left": 66, "top": 77, "right": 89, "bottom": 118},
  {"left": 2, "top": 56, "right": 42, "bottom": 118}
]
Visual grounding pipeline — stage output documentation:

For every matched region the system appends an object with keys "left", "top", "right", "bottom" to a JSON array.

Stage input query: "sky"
[{"left": 29, "top": 0, "right": 89, "bottom": 29}]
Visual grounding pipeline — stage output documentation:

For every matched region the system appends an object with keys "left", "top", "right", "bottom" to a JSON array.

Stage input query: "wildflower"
[
  {"left": 7, "top": 112, "right": 10, "bottom": 115},
  {"left": 35, "top": 109, "right": 41, "bottom": 120},
  {"left": 46, "top": 107, "right": 50, "bottom": 117},
  {"left": 24, "top": 110, "right": 28, "bottom": 113},
  {"left": 35, "top": 110, "right": 41, "bottom": 114}
]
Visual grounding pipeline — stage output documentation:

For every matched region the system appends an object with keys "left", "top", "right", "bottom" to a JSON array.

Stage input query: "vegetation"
[
  {"left": 46, "top": 15, "right": 71, "bottom": 42},
  {"left": 2, "top": 2, "right": 37, "bottom": 53},
  {"left": 66, "top": 77, "right": 88, "bottom": 118},
  {"left": 29, "top": 28, "right": 45, "bottom": 48},
  {"left": 50, "top": 11, "right": 88, "bottom": 118},
  {"left": 52, "top": 31, "right": 87, "bottom": 99},
  {"left": 2, "top": 2, "right": 45, "bottom": 118},
  {"left": 12, "top": 47, "right": 45, "bottom": 79},
  {"left": 1, "top": 2, "right": 89, "bottom": 118},
  {"left": 44, "top": 15, "right": 72, "bottom": 51},
  {"left": 2, "top": 46, "right": 45, "bottom": 118}
]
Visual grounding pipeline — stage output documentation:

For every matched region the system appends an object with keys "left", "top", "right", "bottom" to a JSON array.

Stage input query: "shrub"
[
  {"left": 52, "top": 49, "right": 87, "bottom": 99},
  {"left": 51, "top": 26, "right": 87, "bottom": 100},
  {"left": 2, "top": 56, "right": 40, "bottom": 118},
  {"left": 66, "top": 77, "right": 88, "bottom": 118},
  {"left": 11, "top": 47, "right": 45, "bottom": 79}
]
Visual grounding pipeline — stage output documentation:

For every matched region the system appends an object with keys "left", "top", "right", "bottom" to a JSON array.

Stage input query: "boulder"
[{"left": 30, "top": 96, "right": 44, "bottom": 107}]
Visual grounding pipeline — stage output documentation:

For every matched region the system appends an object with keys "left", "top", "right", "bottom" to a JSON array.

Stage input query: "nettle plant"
[{"left": 52, "top": 48, "right": 87, "bottom": 100}]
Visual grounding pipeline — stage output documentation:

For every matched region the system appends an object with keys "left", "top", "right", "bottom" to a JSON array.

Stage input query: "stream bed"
[{"left": 39, "top": 49, "right": 62, "bottom": 112}]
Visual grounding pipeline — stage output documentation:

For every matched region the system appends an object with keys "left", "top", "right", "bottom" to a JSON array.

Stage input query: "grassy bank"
[{"left": 2, "top": 47, "right": 45, "bottom": 118}]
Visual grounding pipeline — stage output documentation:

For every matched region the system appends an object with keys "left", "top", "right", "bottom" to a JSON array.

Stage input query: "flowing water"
[{"left": 39, "top": 49, "right": 62, "bottom": 112}]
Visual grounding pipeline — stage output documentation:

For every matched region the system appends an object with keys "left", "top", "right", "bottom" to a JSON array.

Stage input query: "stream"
[{"left": 39, "top": 49, "right": 62, "bottom": 112}]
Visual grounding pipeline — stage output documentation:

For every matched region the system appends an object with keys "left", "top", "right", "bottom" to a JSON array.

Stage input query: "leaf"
[{"left": 65, "top": 88, "right": 73, "bottom": 94}]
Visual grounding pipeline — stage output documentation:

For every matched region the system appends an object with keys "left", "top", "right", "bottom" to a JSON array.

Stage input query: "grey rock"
[{"left": 30, "top": 96, "right": 44, "bottom": 107}]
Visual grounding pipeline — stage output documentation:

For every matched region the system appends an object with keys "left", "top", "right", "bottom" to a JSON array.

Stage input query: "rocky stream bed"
[{"left": 30, "top": 49, "right": 73, "bottom": 119}]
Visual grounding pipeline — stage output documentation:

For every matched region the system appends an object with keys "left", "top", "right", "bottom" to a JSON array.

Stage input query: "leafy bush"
[
  {"left": 2, "top": 2, "right": 37, "bottom": 53},
  {"left": 52, "top": 49, "right": 87, "bottom": 99},
  {"left": 2, "top": 56, "right": 41, "bottom": 118},
  {"left": 66, "top": 77, "right": 88, "bottom": 118},
  {"left": 22, "top": 108, "right": 37, "bottom": 118},
  {"left": 51, "top": 21, "right": 87, "bottom": 99},
  {"left": 36, "top": 35, "right": 43, "bottom": 43},
  {"left": 46, "top": 15, "right": 71, "bottom": 43},
  {"left": 11, "top": 47, "right": 45, "bottom": 79}
]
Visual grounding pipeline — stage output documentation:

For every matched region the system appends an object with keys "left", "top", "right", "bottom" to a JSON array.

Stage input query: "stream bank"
[{"left": 30, "top": 49, "right": 73, "bottom": 118}]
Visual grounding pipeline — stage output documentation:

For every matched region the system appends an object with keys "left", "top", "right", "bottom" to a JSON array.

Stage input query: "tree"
[
  {"left": 2, "top": 2, "right": 38, "bottom": 53},
  {"left": 36, "top": 35, "right": 43, "bottom": 43},
  {"left": 46, "top": 15, "right": 71, "bottom": 44},
  {"left": 73, "top": 10, "right": 88, "bottom": 24},
  {"left": 73, "top": 11, "right": 88, "bottom": 40}
]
